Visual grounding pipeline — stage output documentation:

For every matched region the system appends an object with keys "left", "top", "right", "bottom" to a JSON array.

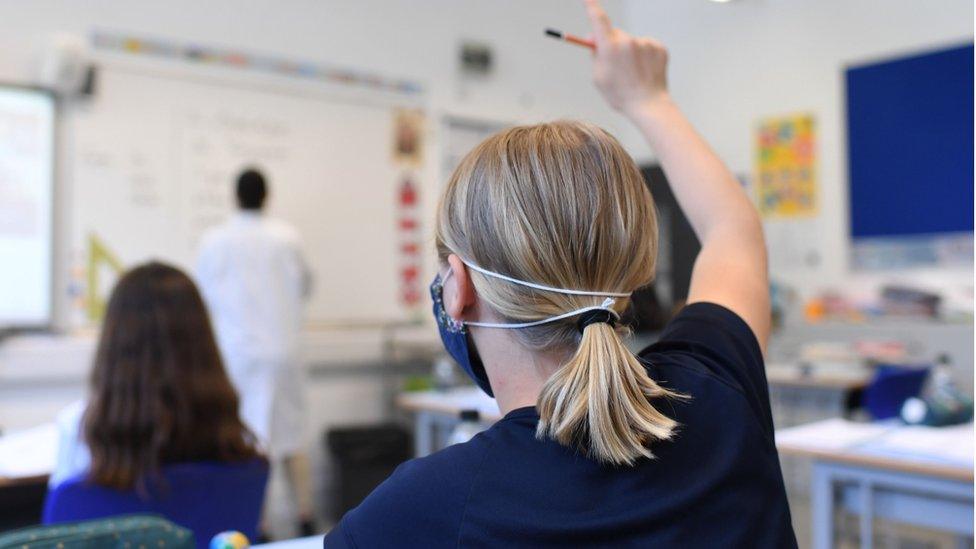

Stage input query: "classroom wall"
[
  {"left": 0, "top": 0, "right": 634, "bottom": 333},
  {"left": 10, "top": 0, "right": 969, "bottom": 313},
  {"left": 0, "top": 0, "right": 632, "bottom": 406},
  {"left": 1, "top": 0, "right": 971, "bottom": 402},
  {"left": 0, "top": 0, "right": 628, "bottom": 139},
  {"left": 620, "top": 0, "right": 974, "bottom": 296},
  {"left": 0, "top": 1, "right": 632, "bottom": 523}
]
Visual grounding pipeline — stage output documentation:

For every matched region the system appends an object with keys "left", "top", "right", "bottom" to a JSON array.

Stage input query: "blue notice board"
[{"left": 846, "top": 44, "right": 974, "bottom": 239}]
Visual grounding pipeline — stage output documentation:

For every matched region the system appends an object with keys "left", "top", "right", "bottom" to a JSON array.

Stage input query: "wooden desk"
[
  {"left": 777, "top": 419, "right": 974, "bottom": 549},
  {"left": 396, "top": 388, "right": 500, "bottom": 457}
]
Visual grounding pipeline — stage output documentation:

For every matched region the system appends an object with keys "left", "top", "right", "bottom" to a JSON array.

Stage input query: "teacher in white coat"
[{"left": 196, "top": 167, "right": 315, "bottom": 535}]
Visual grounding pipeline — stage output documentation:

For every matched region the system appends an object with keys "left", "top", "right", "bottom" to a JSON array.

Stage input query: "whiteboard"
[
  {"left": 69, "top": 64, "right": 427, "bottom": 326},
  {"left": 0, "top": 86, "right": 54, "bottom": 328}
]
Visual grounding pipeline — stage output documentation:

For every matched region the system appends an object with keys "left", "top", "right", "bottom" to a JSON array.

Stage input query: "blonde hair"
[{"left": 436, "top": 120, "right": 679, "bottom": 466}]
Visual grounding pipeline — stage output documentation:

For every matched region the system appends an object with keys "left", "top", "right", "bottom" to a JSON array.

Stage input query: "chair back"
[
  {"left": 43, "top": 460, "right": 268, "bottom": 548},
  {"left": 0, "top": 514, "right": 193, "bottom": 549},
  {"left": 863, "top": 365, "right": 930, "bottom": 420}
]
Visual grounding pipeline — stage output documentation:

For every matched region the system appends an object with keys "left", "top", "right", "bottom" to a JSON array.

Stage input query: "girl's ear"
[{"left": 445, "top": 254, "right": 477, "bottom": 320}]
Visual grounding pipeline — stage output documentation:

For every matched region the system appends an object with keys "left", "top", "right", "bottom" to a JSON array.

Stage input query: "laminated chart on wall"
[
  {"left": 755, "top": 114, "right": 817, "bottom": 218},
  {"left": 393, "top": 108, "right": 426, "bottom": 314},
  {"left": 754, "top": 114, "right": 824, "bottom": 277},
  {"left": 392, "top": 109, "right": 425, "bottom": 167}
]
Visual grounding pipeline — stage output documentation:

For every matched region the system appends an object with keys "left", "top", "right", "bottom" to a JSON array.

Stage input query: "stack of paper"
[
  {"left": 776, "top": 418, "right": 892, "bottom": 452},
  {"left": 778, "top": 418, "right": 975, "bottom": 472},
  {"left": 0, "top": 422, "right": 58, "bottom": 479},
  {"left": 860, "top": 423, "right": 974, "bottom": 468}
]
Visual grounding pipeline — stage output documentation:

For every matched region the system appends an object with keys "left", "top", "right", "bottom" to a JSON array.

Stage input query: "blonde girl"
[{"left": 325, "top": 1, "right": 795, "bottom": 547}]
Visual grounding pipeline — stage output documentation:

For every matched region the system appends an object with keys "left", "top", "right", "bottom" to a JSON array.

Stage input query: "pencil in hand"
[{"left": 544, "top": 28, "right": 596, "bottom": 51}]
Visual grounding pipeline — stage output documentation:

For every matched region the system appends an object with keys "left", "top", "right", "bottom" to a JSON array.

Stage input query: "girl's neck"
[{"left": 469, "top": 327, "right": 568, "bottom": 414}]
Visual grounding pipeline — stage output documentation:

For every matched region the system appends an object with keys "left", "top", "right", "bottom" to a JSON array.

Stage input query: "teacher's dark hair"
[
  {"left": 84, "top": 261, "right": 261, "bottom": 490},
  {"left": 236, "top": 168, "right": 268, "bottom": 210}
]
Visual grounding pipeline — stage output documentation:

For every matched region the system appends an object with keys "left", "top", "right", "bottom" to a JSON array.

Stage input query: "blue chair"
[
  {"left": 863, "top": 365, "right": 930, "bottom": 420},
  {"left": 42, "top": 460, "right": 268, "bottom": 548}
]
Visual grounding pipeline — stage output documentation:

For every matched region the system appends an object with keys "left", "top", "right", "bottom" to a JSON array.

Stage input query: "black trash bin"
[{"left": 325, "top": 425, "right": 412, "bottom": 521}]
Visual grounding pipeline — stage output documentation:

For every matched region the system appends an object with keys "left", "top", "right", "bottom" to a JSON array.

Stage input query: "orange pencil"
[{"left": 545, "top": 28, "right": 596, "bottom": 51}]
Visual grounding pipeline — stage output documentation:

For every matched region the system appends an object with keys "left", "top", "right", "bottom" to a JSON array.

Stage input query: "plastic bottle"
[
  {"left": 447, "top": 410, "right": 483, "bottom": 446},
  {"left": 900, "top": 354, "right": 973, "bottom": 426},
  {"left": 432, "top": 356, "right": 458, "bottom": 392}
]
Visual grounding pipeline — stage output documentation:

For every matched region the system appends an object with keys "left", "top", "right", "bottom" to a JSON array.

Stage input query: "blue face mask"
[
  {"left": 430, "top": 270, "right": 494, "bottom": 396},
  {"left": 430, "top": 260, "right": 630, "bottom": 398}
]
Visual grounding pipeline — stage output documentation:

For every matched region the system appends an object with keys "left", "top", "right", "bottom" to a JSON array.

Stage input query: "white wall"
[
  {"left": 0, "top": 0, "right": 634, "bottom": 332},
  {"left": 0, "top": 0, "right": 620, "bottom": 144},
  {"left": 1, "top": 0, "right": 970, "bottom": 387},
  {"left": 622, "top": 0, "right": 974, "bottom": 295},
  {"left": 0, "top": 0, "right": 627, "bottom": 137},
  {"left": 0, "top": 0, "right": 635, "bottom": 389},
  {"left": 0, "top": 1, "right": 632, "bottom": 525},
  {"left": 1, "top": 0, "right": 971, "bottom": 314}
]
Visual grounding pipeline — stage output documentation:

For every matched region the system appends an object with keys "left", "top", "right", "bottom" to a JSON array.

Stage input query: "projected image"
[{"left": 0, "top": 87, "right": 54, "bottom": 327}]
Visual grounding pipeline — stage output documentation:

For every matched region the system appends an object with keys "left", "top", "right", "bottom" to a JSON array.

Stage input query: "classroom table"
[
  {"left": 777, "top": 418, "right": 974, "bottom": 549},
  {"left": 0, "top": 423, "right": 57, "bottom": 531},
  {"left": 254, "top": 534, "right": 323, "bottom": 548},
  {"left": 395, "top": 387, "right": 500, "bottom": 457},
  {"left": 396, "top": 367, "right": 870, "bottom": 458},
  {"left": 766, "top": 362, "right": 871, "bottom": 429}
]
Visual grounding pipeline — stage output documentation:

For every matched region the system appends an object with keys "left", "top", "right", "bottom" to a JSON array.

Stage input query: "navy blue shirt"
[{"left": 324, "top": 303, "right": 797, "bottom": 548}]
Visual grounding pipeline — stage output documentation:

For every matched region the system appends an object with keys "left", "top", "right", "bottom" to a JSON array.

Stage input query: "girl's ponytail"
[{"left": 536, "top": 322, "right": 678, "bottom": 465}]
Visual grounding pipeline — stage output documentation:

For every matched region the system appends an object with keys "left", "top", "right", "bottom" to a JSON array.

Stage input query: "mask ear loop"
[
  {"left": 462, "top": 260, "right": 631, "bottom": 298},
  {"left": 466, "top": 297, "right": 619, "bottom": 329},
  {"left": 439, "top": 259, "right": 629, "bottom": 330}
]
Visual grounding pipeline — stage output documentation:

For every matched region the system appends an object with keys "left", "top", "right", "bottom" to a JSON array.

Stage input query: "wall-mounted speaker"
[
  {"left": 37, "top": 34, "right": 96, "bottom": 98},
  {"left": 459, "top": 42, "right": 493, "bottom": 75}
]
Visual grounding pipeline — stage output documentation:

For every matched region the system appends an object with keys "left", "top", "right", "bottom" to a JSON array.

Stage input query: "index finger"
[{"left": 584, "top": 0, "right": 614, "bottom": 48}]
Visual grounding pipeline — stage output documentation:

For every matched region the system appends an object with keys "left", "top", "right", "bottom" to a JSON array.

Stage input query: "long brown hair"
[
  {"left": 84, "top": 261, "right": 260, "bottom": 490},
  {"left": 436, "top": 121, "right": 679, "bottom": 465}
]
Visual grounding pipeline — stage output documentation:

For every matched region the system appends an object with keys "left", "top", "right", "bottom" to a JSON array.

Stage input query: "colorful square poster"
[{"left": 755, "top": 114, "right": 817, "bottom": 217}]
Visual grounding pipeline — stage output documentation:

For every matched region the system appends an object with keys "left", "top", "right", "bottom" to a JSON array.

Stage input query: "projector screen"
[{"left": 0, "top": 86, "right": 55, "bottom": 328}]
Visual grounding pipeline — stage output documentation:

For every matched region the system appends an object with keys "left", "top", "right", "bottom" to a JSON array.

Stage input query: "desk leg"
[
  {"left": 812, "top": 462, "right": 834, "bottom": 549},
  {"left": 415, "top": 411, "right": 434, "bottom": 458},
  {"left": 859, "top": 480, "right": 873, "bottom": 549}
]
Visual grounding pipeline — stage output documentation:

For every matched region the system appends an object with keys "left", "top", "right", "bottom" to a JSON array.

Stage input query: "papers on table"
[
  {"left": 0, "top": 422, "right": 57, "bottom": 479},
  {"left": 776, "top": 418, "right": 893, "bottom": 452},
  {"left": 859, "top": 423, "right": 974, "bottom": 468},
  {"left": 777, "top": 418, "right": 974, "bottom": 470},
  {"left": 253, "top": 535, "right": 324, "bottom": 549}
]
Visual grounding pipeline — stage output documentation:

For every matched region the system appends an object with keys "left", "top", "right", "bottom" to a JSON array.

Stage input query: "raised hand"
[{"left": 585, "top": 0, "right": 670, "bottom": 117}]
